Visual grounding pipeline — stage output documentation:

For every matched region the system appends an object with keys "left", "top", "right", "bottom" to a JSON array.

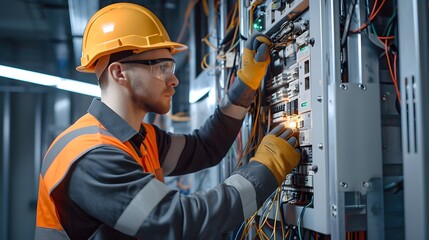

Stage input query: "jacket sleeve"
[
  {"left": 66, "top": 147, "right": 278, "bottom": 240},
  {"left": 158, "top": 96, "right": 249, "bottom": 176}
]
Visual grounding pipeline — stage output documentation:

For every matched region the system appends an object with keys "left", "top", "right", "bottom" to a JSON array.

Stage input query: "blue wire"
[
  {"left": 233, "top": 221, "right": 246, "bottom": 240},
  {"left": 297, "top": 196, "right": 314, "bottom": 240}
]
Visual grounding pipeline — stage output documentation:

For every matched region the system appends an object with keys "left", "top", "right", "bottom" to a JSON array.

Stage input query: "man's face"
[{"left": 122, "top": 49, "right": 179, "bottom": 114}]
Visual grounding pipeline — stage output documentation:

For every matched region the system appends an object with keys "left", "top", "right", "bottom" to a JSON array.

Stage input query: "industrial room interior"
[{"left": 0, "top": 0, "right": 428, "bottom": 239}]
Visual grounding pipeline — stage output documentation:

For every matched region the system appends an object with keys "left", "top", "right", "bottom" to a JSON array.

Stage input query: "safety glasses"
[{"left": 120, "top": 58, "right": 176, "bottom": 81}]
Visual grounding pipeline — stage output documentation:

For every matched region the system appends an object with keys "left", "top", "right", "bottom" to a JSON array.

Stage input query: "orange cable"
[
  {"left": 369, "top": 0, "right": 386, "bottom": 21},
  {"left": 378, "top": 36, "right": 395, "bottom": 40},
  {"left": 352, "top": 0, "right": 386, "bottom": 33},
  {"left": 369, "top": 0, "right": 379, "bottom": 18},
  {"left": 394, "top": 52, "right": 400, "bottom": 103},
  {"left": 384, "top": 39, "right": 401, "bottom": 103},
  {"left": 176, "top": 0, "right": 200, "bottom": 43}
]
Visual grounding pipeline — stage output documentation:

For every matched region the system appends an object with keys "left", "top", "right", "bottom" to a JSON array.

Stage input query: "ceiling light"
[{"left": 0, "top": 64, "right": 100, "bottom": 97}]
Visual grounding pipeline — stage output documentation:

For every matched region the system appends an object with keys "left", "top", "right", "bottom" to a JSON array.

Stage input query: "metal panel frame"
[
  {"left": 326, "top": 1, "right": 384, "bottom": 239},
  {"left": 398, "top": 1, "right": 429, "bottom": 239},
  {"left": 284, "top": 0, "right": 331, "bottom": 234},
  {"left": 1, "top": 92, "right": 11, "bottom": 240}
]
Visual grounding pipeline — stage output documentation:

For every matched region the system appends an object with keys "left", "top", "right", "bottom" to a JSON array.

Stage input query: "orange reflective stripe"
[
  {"left": 43, "top": 131, "right": 139, "bottom": 192},
  {"left": 41, "top": 126, "right": 101, "bottom": 177},
  {"left": 142, "top": 123, "right": 163, "bottom": 181},
  {"left": 36, "top": 176, "right": 64, "bottom": 230}
]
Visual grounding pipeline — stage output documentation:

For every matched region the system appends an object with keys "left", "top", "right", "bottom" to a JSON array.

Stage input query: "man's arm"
[
  {"left": 65, "top": 147, "right": 278, "bottom": 239},
  {"left": 156, "top": 105, "right": 245, "bottom": 176},
  {"left": 159, "top": 34, "right": 272, "bottom": 176}
]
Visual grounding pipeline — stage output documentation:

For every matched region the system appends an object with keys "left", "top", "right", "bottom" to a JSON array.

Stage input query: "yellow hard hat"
[{"left": 76, "top": 2, "right": 188, "bottom": 73}]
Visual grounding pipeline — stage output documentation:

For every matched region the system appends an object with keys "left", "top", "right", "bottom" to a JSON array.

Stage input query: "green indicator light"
[
  {"left": 301, "top": 102, "right": 308, "bottom": 107},
  {"left": 300, "top": 45, "right": 308, "bottom": 51},
  {"left": 253, "top": 18, "right": 263, "bottom": 31}
]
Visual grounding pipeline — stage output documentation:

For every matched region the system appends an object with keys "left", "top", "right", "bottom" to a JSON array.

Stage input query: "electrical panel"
[
  {"left": 248, "top": 0, "right": 332, "bottom": 234},
  {"left": 243, "top": 0, "right": 393, "bottom": 238}
]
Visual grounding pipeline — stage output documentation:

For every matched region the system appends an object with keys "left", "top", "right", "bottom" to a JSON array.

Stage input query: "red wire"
[
  {"left": 265, "top": 220, "right": 282, "bottom": 230},
  {"left": 359, "top": 231, "right": 366, "bottom": 240}
]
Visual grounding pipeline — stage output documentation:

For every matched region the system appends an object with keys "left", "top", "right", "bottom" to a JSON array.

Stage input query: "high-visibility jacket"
[
  {"left": 35, "top": 113, "right": 163, "bottom": 240},
  {"left": 34, "top": 97, "right": 276, "bottom": 239}
]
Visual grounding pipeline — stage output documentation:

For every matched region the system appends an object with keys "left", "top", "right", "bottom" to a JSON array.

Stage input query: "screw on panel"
[
  {"left": 358, "top": 84, "right": 367, "bottom": 90},
  {"left": 311, "top": 165, "right": 318, "bottom": 173},
  {"left": 308, "top": 38, "right": 315, "bottom": 46},
  {"left": 339, "top": 83, "right": 348, "bottom": 90},
  {"left": 331, "top": 204, "right": 337, "bottom": 218},
  {"left": 363, "top": 181, "right": 370, "bottom": 188},
  {"left": 317, "top": 96, "right": 322, "bottom": 102},
  {"left": 340, "top": 182, "right": 348, "bottom": 188},
  {"left": 318, "top": 143, "right": 323, "bottom": 149}
]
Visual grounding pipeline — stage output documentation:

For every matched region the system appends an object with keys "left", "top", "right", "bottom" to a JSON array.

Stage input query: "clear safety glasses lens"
[{"left": 120, "top": 58, "right": 176, "bottom": 81}]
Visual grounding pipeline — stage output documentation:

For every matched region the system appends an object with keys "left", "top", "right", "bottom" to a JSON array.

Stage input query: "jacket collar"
[{"left": 87, "top": 98, "right": 146, "bottom": 144}]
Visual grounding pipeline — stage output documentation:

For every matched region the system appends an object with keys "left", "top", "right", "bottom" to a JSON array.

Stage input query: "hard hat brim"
[{"left": 76, "top": 41, "right": 188, "bottom": 73}]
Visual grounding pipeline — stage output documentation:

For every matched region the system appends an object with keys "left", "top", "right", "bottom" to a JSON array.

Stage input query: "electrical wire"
[
  {"left": 297, "top": 196, "right": 314, "bottom": 240},
  {"left": 383, "top": 39, "right": 401, "bottom": 103},
  {"left": 237, "top": 189, "right": 279, "bottom": 240},
  {"left": 176, "top": 0, "right": 200, "bottom": 43},
  {"left": 351, "top": 0, "right": 387, "bottom": 33}
]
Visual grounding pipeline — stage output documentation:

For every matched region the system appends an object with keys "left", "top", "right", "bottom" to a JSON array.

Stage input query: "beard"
[{"left": 130, "top": 89, "right": 171, "bottom": 114}]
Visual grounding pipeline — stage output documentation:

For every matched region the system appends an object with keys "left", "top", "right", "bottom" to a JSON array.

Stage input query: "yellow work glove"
[
  {"left": 226, "top": 34, "right": 271, "bottom": 108},
  {"left": 250, "top": 124, "right": 300, "bottom": 185},
  {"left": 237, "top": 34, "right": 271, "bottom": 90}
]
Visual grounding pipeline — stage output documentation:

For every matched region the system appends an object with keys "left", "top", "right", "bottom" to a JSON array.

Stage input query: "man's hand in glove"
[
  {"left": 227, "top": 34, "right": 271, "bottom": 108},
  {"left": 250, "top": 124, "right": 300, "bottom": 185}
]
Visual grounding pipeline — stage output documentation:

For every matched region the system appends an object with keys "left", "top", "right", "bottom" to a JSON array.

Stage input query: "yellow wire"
[
  {"left": 228, "top": 3, "right": 238, "bottom": 30},
  {"left": 240, "top": 211, "right": 259, "bottom": 240},
  {"left": 227, "top": 21, "right": 240, "bottom": 52},
  {"left": 284, "top": 228, "right": 290, "bottom": 239},
  {"left": 202, "top": 0, "right": 209, "bottom": 16}
]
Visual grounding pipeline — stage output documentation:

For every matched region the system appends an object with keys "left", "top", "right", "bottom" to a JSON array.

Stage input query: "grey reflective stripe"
[
  {"left": 162, "top": 135, "right": 186, "bottom": 175},
  {"left": 114, "top": 178, "right": 171, "bottom": 236},
  {"left": 219, "top": 96, "right": 249, "bottom": 120},
  {"left": 41, "top": 126, "right": 111, "bottom": 177},
  {"left": 35, "top": 227, "right": 70, "bottom": 240},
  {"left": 224, "top": 174, "right": 257, "bottom": 219}
]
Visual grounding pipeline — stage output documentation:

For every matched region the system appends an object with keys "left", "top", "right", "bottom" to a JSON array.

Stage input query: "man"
[{"left": 35, "top": 3, "right": 300, "bottom": 239}]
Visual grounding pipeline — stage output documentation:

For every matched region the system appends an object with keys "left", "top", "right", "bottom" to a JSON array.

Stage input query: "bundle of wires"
[{"left": 235, "top": 187, "right": 292, "bottom": 240}]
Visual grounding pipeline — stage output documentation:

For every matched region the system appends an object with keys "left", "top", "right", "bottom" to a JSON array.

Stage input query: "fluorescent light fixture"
[
  {"left": 0, "top": 65, "right": 61, "bottom": 86},
  {"left": 0, "top": 64, "right": 100, "bottom": 97},
  {"left": 56, "top": 80, "right": 100, "bottom": 96}
]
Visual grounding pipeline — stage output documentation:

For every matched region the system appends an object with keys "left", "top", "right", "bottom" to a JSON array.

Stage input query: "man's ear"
[{"left": 109, "top": 62, "right": 129, "bottom": 86}]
